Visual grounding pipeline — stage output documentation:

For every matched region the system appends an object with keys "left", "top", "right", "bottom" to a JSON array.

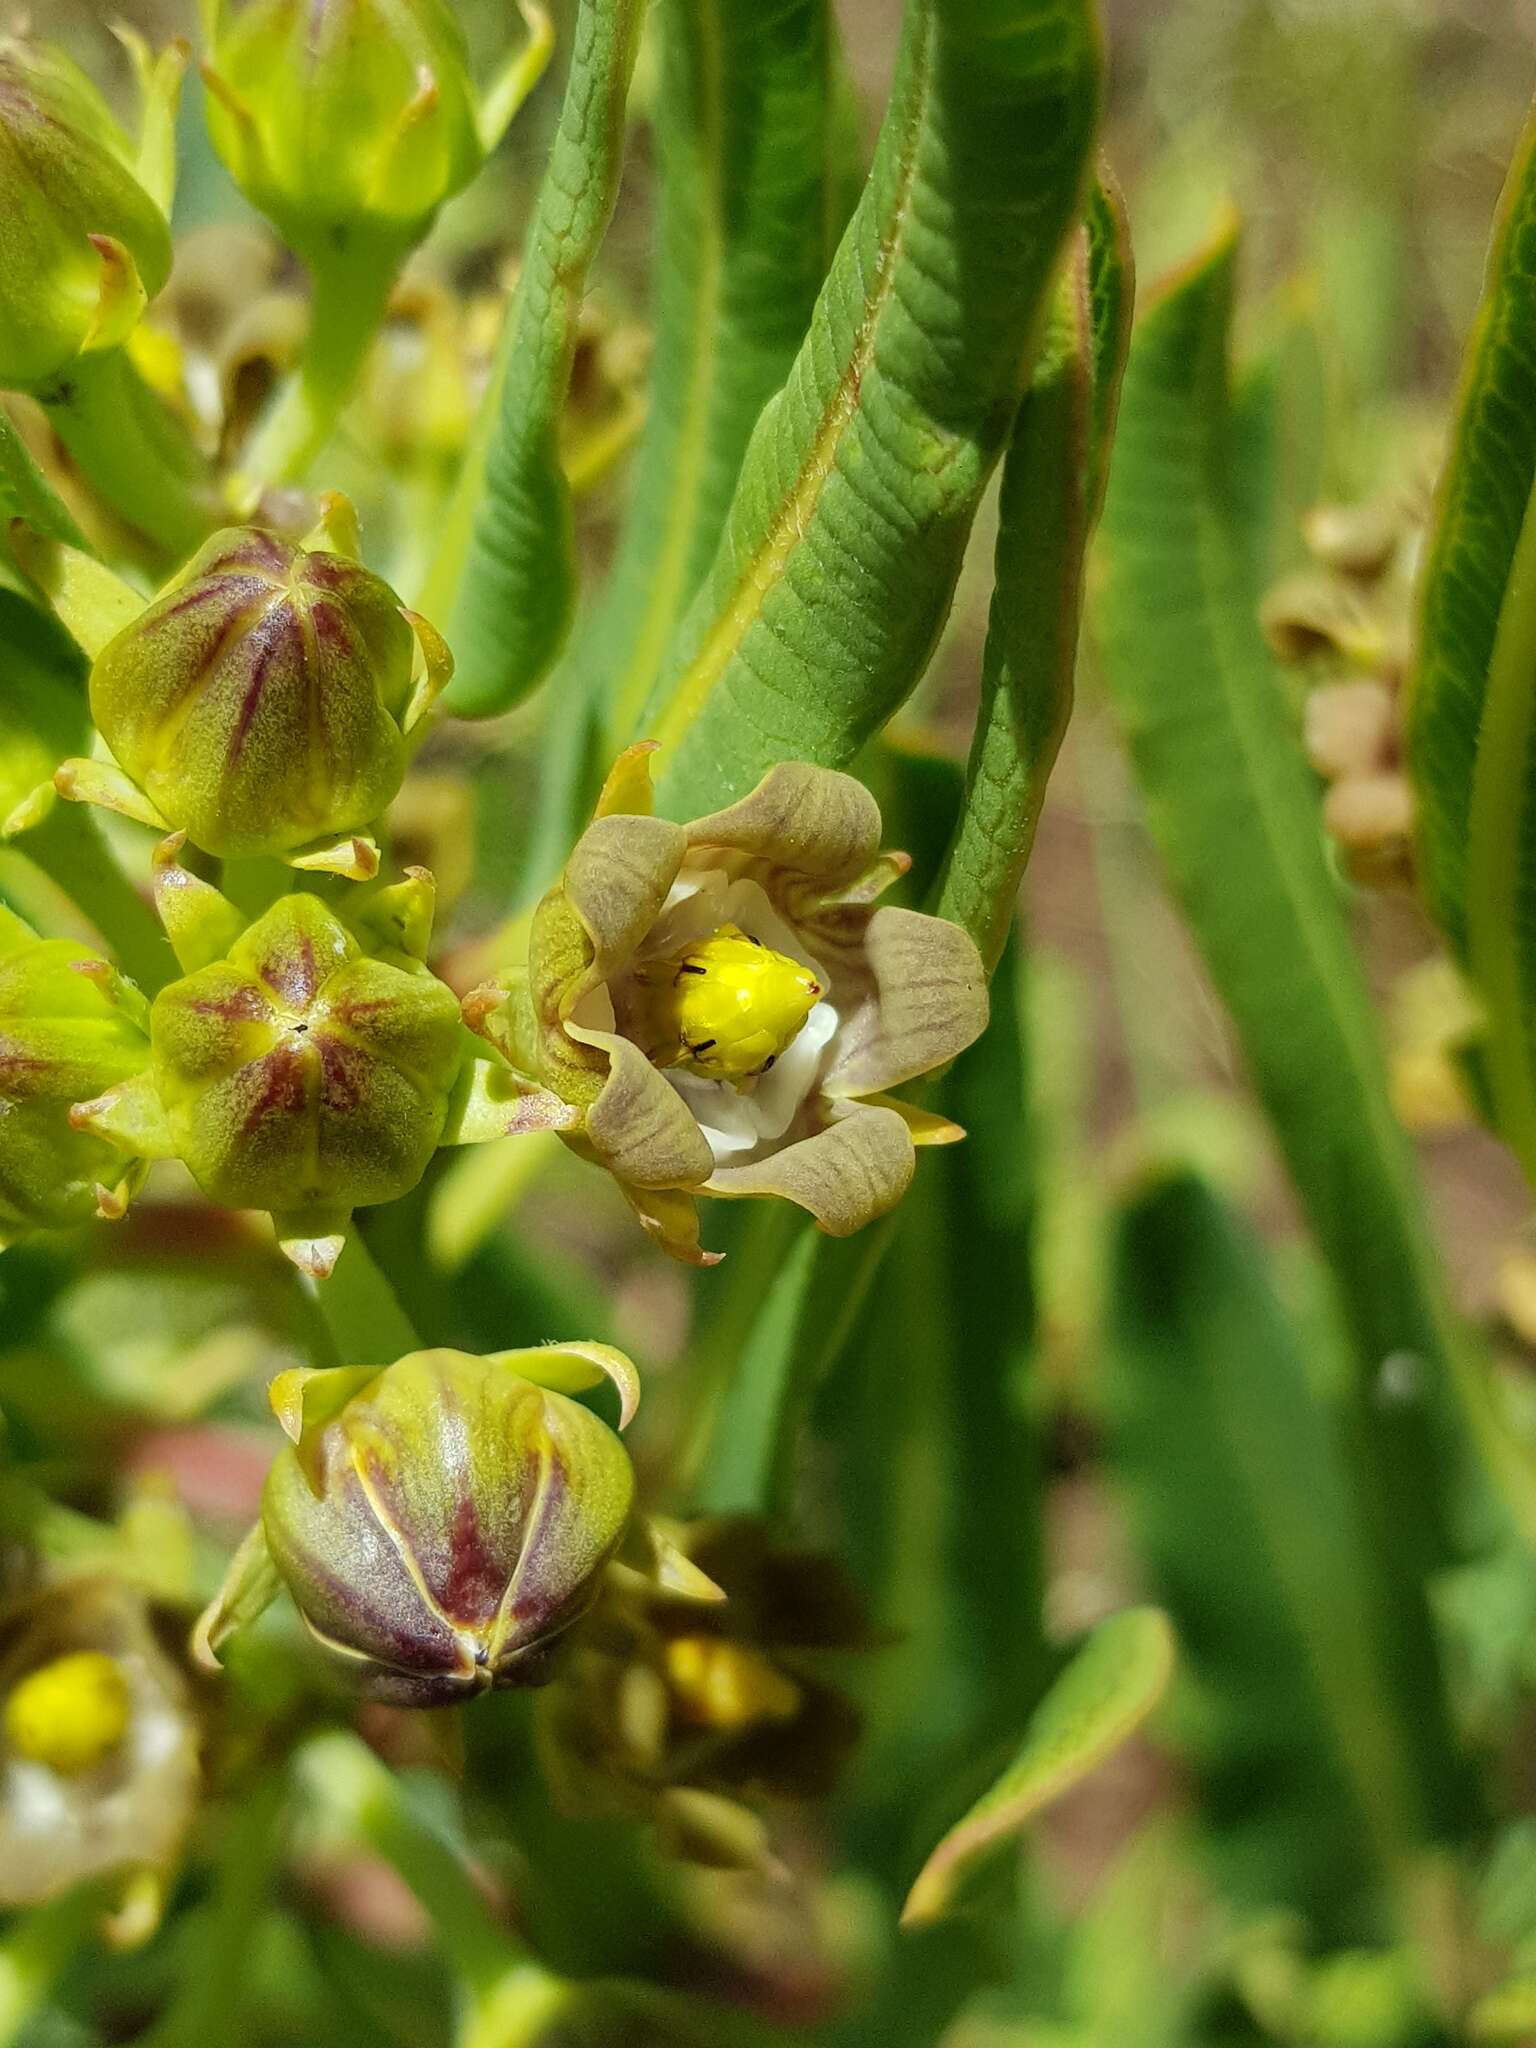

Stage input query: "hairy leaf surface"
[
  {"left": 435, "top": 0, "right": 645, "bottom": 715},
  {"left": 1407, "top": 98, "right": 1536, "bottom": 1180},
  {"left": 643, "top": 0, "right": 1102, "bottom": 818},
  {"left": 937, "top": 179, "right": 1132, "bottom": 971},
  {"left": 575, "top": 0, "right": 852, "bottom": 753}
]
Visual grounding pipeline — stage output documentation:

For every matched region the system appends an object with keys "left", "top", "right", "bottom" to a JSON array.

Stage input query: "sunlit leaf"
[
  {"left": 1093, "top": 226, "right": 1523, "bottom": 1772},
  {"left": 1406, "top": 95, "right": 1536, "bottom": 1184},
  {"left": 575, "top": 0, "right": 855, "bottom": 755},
  {"left": 434, "top": 0, "right": 646, "bottom": 715},
  {"left": 901, "top": 1605, "right": 1174, "bottom": 1927},
  {"left": 643, "top": 0, "right": 1102, "bottom": 818},
  {"left": 0, "top": 409, "right": 88, "bottom": 551},
  {"left": 937, "top": 178, "right": 1132, "bottom": 972}
]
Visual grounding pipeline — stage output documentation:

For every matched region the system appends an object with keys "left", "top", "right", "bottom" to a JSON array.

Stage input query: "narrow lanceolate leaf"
[
  {"left": 643, "top": 0, "right": 1102, "bottom": 819},
  {"left": 901, "top": 1606, "right": 1174, "bottom": 1928},
  {"left": 936, "top": 178, "right": 1132, "bottom": 973},
  {"left": 0, "top": 410, "right": 88, "bottom": 552},
  {"left": 437, "top": 0, "right": 646, "bottom": 716},
  {"left": 1094, "top": 225, "right": 1517, "bottom": 1615},
  {"left": 1107, "top": 1169, "right": 1424, "bottom": 1933},
  {"left": 573, "top": 0, "right": 851, "bottom": 754},
  {"left": 1406, "top": 99, "right": 1536, "bottom": 1181}
]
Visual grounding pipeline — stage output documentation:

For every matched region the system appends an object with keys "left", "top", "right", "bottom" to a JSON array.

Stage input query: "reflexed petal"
[
  {"left": 562, "top": 812, "right": 686, "bottom": 983},
  {"left": 705, "top": 1099, "right": 914, "bottom": 1236},
  {"left": 575, "top": 1029, "right": 715, "bottom": 1190},
  {"left": 684, "top": 762, "right": 881, "bottom": 899},
  {"left": 818, "top": 905, "right": 989, "bottom": 1100}
]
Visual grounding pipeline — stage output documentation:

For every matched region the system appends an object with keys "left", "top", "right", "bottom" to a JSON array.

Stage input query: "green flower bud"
[
  {"left": 165, "top": 888, "right": 462, "bottom": 1251},
  {"left": 0, "top": 36, "right": 177, "bottom": 392},
  {"left": 201, "top": 0, "right": 489, "bottom": 261},
  {"left": 86, "top": 524, "right": 442, "bottom": 864},
  {"left": 200, "top": 1347, "right": 643, "bottom": 1704},
  {"left": 0, "top": 907, "right": 149, "bottom": 1247}
]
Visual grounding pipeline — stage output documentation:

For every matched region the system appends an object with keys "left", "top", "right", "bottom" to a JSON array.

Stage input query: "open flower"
[
  {"left": 194, "top": 1344, "right": 715, "bottom": 1706},
  {"left": 0, "top": 905, "right": 150, "bottom": 1248},
  {"left": 36, "top": 502, "right": 450, "bottom": 877},
  {"left": 0, "top": 1576, "right": 200, "bottom": 1910},
  {"left": 71, "top": 846, "right": 468, "bottom": 1276},
  {"left": 465, "top": 747, "right": 989, "bottom": 1262},
  {"left": 539, "top": 1519, "right": 871, "bottom": 1871}
]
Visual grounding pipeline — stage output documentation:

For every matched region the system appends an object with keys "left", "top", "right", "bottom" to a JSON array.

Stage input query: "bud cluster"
[{"left": 1261, "top": 494, "right": 1425, "bottom": 889}]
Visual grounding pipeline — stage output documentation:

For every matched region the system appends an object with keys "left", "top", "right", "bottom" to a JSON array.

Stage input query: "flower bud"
[
  {"left": 200, "top": 0, "right": 486, "bottom": 261},
  {"left": 0, "top": 37, "right": 175, "bottom": 392},
  {"left": 86, "top": 525, "right": 440, "bottom": 863},
  {"left": 540, "top": 1518, "right": 868, "bottom": 1871},
  {"left": 0, "top": 907, "right": 150, "bottom": 1246},
  {"left": 223, "top": 1349, "right": 638, "bottom": 1703},
  {"left": 147, "top": 888, "right": 464, "bottom": 1260}
]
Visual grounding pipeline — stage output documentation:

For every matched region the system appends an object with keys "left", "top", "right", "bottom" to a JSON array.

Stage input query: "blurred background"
[{"left": 14, "top": 2, "right": 1536, "bottom": 2039}]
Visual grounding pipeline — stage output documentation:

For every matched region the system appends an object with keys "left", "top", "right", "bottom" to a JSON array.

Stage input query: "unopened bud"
[
  {"left": 201, "top": 0, "right": 486, "bottom": 261},
  {"left": 0, "top": 37, "right": 175, "bottom": 391},
  {"left": 87, "top": 525, "right": 439, "bottom": 861},
  {"left": 259, "top": 1350, "right": 636, "bottom": 1703}
]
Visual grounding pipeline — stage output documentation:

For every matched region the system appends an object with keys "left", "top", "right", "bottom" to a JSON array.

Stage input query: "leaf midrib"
[{"left": 649, "top": 2, "right": 936, "bottom": 755}]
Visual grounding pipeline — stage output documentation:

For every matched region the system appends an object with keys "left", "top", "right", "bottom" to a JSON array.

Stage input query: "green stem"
[
  {"left": 135, "top": 1773, "right": 290, "bottom": 2048},
  {"left": 0, "top": 1881, "right": 102, "bottom": 2046},
  {"left": 42, "top": 348, "right": 213, "bottom": 565},
  {"left": 311, "top": 1226, "right": 421, "bottom": 1365},
  {"left": 17, "top": 798, "right": 170, "bottom": 992},
  {"left": 296, "top": 1733, "right": 547, "bottom": 2004},
  {"left": 238, "top": 233, "right": 406, "bottom": 493}
]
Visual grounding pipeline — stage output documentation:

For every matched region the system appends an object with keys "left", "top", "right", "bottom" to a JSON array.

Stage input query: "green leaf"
[
  {"left": 1105, "top": 1167, "right": 1422, "bottom": 1934},
  {"left": 1406, "top": 97, "right": 1536, "bottom": 1183},
  {"left": 936, "top": 177, "right": 1132, "bottom": 972},
  {"left": 434, "top": 0, "right": 647, "bottom": 716},
  {"left": 1092, "top": 226, "right": 1525, "bottom": 1696},
  {"left": 900, "top": 1605, "right": 1175, "bottom": 1928},
  {"left": 0, "top": 409, "right": 88, "bottom": 551},
  {"left": 643, "top": 0, "right": 1102, "bottom": 818},
  {"left": 570, "top": 0, "right": 854, "bottom": 755},
  {"left": 690, "top": 1212, "right": 892, "bottom": 1519}
]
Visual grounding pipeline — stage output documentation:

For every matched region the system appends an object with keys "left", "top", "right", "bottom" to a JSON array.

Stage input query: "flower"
[
  {"left": 71, "top": 849, "right": 469, "bottom": 1277},
  {"left": 200, "top": 0, "right": 547, "bottom": 265},
  {"left": 193, "top": 1344, "right": 707, "bottom": 1707},
  {"left": 464, "top": 747, "right": 990, "bottom": 1262},
  {"left": 49, "top": 507, "right": 450, "bottom": 874},
  {"left": 538, "top": 1519, "right": 870, "bottom": 1871},
  {"left": 0, "top": 35, "right": 182, "bottom": 393},
  {"left": 0, "top": 905, "right": 150, "bottom": 1248},
  {"left": 0, "top": 1576, "right": 200, "bottom": 1910}
]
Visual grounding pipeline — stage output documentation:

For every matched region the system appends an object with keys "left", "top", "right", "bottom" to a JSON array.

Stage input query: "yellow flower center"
[
  {"left": 4, "top": 1651, "right": 132, "bottom": 1774},
  {"left": 663, "top": 1636, "right": 802, "bottom": 1731},
  {"left": 633, "top": 924, "right": 822, "bottom": 1085}
]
